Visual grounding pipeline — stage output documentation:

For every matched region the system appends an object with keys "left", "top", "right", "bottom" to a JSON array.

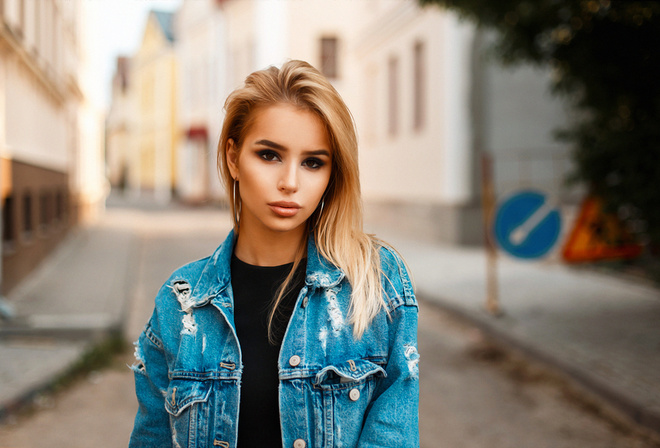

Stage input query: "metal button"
[
  {"left": 349, "top": 388, "right": 360, "bottom": 401},
  {"left": 289, "top": 355, "right": 301, "bottom": 367},
  {"left": 293, "top": 439, "right": 306, "bottom": 448}
]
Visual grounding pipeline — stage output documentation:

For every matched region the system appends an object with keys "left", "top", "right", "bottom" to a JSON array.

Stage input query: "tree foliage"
[{"left": 420, "top": 0, "right": 660, "bottom": 248}]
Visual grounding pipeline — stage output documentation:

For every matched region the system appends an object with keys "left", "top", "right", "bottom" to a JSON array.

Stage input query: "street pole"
[{"left": 480, "top": 152, "right": 500, "bottom": 316}]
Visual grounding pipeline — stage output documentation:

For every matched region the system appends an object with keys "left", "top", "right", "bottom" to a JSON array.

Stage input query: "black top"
[{"left": 231, "top": 254, "right": 306, "bottom": 448}]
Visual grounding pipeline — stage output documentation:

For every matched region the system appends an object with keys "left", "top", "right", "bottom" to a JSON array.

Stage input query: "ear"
[{"left": 226, "top": 139, "right": 239, "bottom": 180}]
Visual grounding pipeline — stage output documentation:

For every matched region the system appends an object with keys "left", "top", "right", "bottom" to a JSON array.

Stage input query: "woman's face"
[{"left": 227, "top": 103, "right": 332, "bottom": 238}]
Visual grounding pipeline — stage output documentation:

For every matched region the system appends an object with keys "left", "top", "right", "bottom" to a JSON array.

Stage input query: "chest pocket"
[
  {"left": 165, "top": 378, "right": 212, "bottom": 416},
  {"left": 165, "top": 378, "right": 212, "bottom": 448},
  {"left": 314, "top": 358, "right": 386, "bottom": 388}
]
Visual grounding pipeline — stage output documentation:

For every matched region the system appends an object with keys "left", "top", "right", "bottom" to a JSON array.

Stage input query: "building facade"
[
  {"left": 0, "top": 0, "right": 104, "bottom": 294},
  {"left": 174, "top": 0, "right": 226, "bottom": 203},
  {"left": 131, "top": 10, "right": 179, "bottom": 203},
  {"left": 353, "top": 1, "right": 577, "bottom": 244}
]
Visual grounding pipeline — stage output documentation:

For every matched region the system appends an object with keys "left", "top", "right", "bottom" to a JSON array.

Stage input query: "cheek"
[
  {"left": 239, "top": 168, "right": 269, "bottom": 202},
  {"left": 308, "top": 171, "right": 331, "bottom": 199}
]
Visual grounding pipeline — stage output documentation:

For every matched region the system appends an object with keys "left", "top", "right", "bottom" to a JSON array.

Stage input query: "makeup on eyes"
[{"left": 254, "top": 142, "right": 330, "bottom": 170}]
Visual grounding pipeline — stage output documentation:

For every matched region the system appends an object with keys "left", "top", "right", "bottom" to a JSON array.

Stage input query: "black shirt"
[{"left": 231, "top": 254, "right": 306, "bottom": 448}]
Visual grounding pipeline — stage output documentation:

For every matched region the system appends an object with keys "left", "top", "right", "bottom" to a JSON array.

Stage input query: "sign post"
[{"left": 480, "top": 153, "right": 500, "bottom": 315}]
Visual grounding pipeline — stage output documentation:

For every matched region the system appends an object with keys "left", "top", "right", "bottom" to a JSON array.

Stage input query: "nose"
[{"left": 278, "top": 163, "right": 298, "bottom": 193}]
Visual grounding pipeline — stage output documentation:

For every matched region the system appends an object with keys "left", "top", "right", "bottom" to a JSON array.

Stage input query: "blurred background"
[
  {"left": 0, "top": 0, "right": 585, "bottom": 292},
  {"left": 1, "top": 1, "right": 659, "bottom": 447}
]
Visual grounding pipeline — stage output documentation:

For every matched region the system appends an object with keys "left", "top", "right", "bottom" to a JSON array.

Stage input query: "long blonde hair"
[{"left": 217, "top": 60, "right": 384, "bottom": 341}]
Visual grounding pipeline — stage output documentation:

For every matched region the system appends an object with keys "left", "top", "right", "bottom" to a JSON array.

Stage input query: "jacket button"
[
  {"left": 293, "top": 439, "right": 306, "bottom": 448},
  {"left": 349, "top": 388, "right": 360, "bottom": 401},
  {"left": 289, "top": 355, "right": 301, "bottom": 367}
]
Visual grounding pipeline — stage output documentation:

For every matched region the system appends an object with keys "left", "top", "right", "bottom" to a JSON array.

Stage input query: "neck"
[{"left": 233, "top": 223, "right": 307, "bottom": 267}]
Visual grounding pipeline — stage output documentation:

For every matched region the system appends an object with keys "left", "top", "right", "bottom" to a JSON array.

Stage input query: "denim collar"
[{"left": 188, "top": 230, "right": 344, "bottom": 308}]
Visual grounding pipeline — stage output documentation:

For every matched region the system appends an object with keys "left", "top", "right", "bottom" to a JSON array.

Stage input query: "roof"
[{"left": 151, "top": 10, "right": 175, "bottom": 43}]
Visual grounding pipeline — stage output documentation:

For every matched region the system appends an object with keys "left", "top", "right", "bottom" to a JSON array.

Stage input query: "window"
[
  {"left": 3, "top": 195, "right": 15, "bottom": 247},
  {"left": 413, "top": 41, "right": 426, "bottom": 131},
  {"left": 23, "top": 191, "right": 33, "bottom": 240},
  {"left": 388, "top": 56, "right": 399, "bottom": 137},
  {"left": 320, "top": 37, "right": 339, "bottom": 79}
]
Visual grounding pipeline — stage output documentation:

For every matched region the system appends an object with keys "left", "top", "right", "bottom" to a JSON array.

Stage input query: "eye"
[
  {"left": 303, "top": 157, "right": 325, "bottom": 170},
  {"left": 257, "top": 150, "right": 280, "bottom": 162}
]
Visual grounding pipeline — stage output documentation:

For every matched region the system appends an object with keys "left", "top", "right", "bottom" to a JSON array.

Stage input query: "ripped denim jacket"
[{"left": 129, "top": 231, "right": 419, "bottom": 448}]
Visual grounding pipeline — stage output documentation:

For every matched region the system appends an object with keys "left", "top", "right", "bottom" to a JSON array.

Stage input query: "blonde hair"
[{"left": 218, "top": 60, "right": 384, "bottom": 341}]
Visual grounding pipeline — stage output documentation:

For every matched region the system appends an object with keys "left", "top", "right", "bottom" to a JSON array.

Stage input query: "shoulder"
[
  {"left": 154, "top": 231, "right": 234, "bottom": 311},
  {"left": 154, "top": 256, "right": 212, "bottom": 308},
  {"left": 376, "top": 241, "right": 417, "bottom": 310}
]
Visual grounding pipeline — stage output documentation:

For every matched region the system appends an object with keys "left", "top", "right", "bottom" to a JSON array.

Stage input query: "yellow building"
[{"left": 131, "top": 10, "right": 178, "bottom": 202}]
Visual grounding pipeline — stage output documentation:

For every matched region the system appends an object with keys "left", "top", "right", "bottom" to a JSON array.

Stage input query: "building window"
[
  {"left": 23, "top": 191, "right": 33, "bottom": 241},
  {"left": 413, "top": 41, "right": 426, "bottom": 131},
  {"left": 388, "top": 56, "right": 399, "bottom": 137},
  {"left": 3, "top": 195, "right": 15, "bottom": 248},
  {"left": 320, "top": 36, "right": 339, "bottom": 79}
]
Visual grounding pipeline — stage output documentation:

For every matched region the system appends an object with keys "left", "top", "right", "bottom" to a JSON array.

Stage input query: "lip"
[{"left": 268, "top": 201, "right": 301, "bottom": 218}]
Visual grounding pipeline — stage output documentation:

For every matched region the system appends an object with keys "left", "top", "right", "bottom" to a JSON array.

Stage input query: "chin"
[{"left": 264, "top": 218, "right": 308, "bottom": 234}]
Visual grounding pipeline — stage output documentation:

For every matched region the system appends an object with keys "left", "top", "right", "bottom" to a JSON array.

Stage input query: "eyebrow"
[{"left": 254, "top": 139, "right": 330, "bottom": 157}]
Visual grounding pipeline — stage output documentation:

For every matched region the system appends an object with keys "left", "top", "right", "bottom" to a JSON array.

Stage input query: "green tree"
[{"left": 419, "top": 0, "right": 660, "bottom": 249}]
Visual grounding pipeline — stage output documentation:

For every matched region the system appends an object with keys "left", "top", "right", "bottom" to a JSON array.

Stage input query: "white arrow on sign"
[{"left": 509, "top": 198, "right": 558, "bottom": 246}]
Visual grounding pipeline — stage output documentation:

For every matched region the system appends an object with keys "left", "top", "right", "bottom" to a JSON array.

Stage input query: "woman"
[{"left": 129, "top": 60, "right": 419, "bottom": 448}]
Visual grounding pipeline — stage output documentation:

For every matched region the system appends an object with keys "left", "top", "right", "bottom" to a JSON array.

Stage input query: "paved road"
[{"left": 0, "top": 201, "right": 657, "bottom": 447}]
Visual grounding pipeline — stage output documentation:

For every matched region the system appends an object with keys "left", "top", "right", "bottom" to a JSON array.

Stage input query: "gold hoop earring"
[{"left": 233, "top": 179, "right": 241, "bottom": 227}]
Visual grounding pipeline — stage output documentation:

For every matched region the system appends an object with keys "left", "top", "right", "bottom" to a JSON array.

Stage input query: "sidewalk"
[
  {"left": 0, "top": 207, "right": 139, "bottom": 420},
  {"left": 1, "top": 201, "right": 659, "bottom": 436},
  {"left": 375, "top": 227, "right": 660, "bottom": 434}
]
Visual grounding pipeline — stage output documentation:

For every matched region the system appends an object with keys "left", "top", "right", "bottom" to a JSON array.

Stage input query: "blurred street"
[{"left": 0, "top": 196, "right": 659, "bottom": 447}]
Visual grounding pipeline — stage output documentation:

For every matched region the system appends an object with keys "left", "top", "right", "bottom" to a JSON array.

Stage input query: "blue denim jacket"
[{"left": 129, "top": 231, "right": 419, "bottom": 448}]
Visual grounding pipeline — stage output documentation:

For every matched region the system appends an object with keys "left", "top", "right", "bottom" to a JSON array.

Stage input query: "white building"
[
  {"left": 175, "top": 0, "right": 227, "bottom": 203},
  {"left": 354, "top": 1, "right": 576, "bottom": 244},
  {"left": 0, "top": 0, "right": 105, "bottom": 293}
]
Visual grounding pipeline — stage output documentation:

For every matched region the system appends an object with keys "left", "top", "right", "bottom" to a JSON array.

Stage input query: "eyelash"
[
  {"left": 257, "top": 150, "right": 325, "bottom": 170},
  {"left": 303, "top": 158, "right": 325, "bottom": 170},
  {"left": 258, "top": 150, "right": 280, "bottom": 162}
]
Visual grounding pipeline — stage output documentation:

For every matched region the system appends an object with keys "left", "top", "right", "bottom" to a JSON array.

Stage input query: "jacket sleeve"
[
  {"left": 358, "top": 248, "right": 420, "bottom": 448},
  {"left": 128, "top": 308, "right": 173, "bottom": 448}
]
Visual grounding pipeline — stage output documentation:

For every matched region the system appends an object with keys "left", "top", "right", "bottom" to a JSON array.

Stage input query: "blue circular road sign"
[{"left": 493, "top": 190, "right": 561, "bottom": 259}]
